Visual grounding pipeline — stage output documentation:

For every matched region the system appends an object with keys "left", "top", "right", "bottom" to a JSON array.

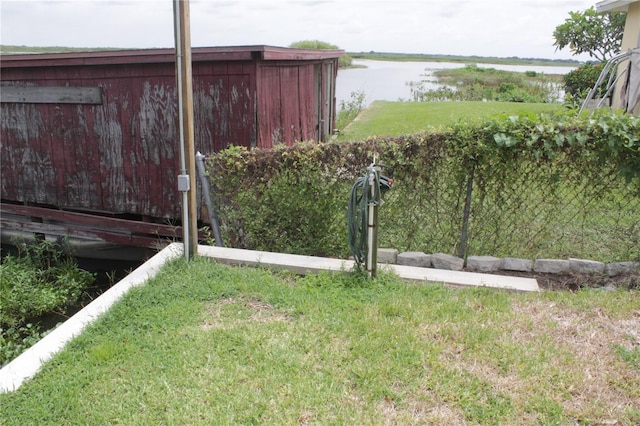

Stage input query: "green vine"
[{"left": 206, "top": 111, "right": 639, "bottom": 261}]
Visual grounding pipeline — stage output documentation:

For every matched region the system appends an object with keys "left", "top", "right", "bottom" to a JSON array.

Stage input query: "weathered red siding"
[{"left": 1, "top": 46, "right": 342, "bottom": 230}]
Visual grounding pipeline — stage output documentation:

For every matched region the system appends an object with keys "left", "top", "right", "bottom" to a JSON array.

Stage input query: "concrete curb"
[
  {"left": 0, "top": 243, "right": 183, "bottom": 393},
  {"left": 197, "top": 246, "right": 539, "bottom": 292}
]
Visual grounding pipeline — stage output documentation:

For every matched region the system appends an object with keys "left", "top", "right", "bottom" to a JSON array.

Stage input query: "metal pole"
[
  {"left": 173, "top": 0, "right": 198, "bottom": 259},
  {"left": 457, "top": 164, "right": 474, "bottom": 259},
  {"left": 366, "top": 163, "right": 378, "bottom": 278},
  {"left": 195, "top": 151, "right": 223, "bottom": 247}
]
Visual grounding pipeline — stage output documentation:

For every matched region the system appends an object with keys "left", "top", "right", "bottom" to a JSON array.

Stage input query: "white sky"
[{"left": 1, "top": 0, "right": 599, "bottom": 60}]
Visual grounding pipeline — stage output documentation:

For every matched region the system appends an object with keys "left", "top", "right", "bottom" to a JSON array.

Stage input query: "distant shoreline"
[
  {"left": 349, "top": 51, "right": 583, "bottom": 67},
  {"left": 0, "top": 45, "right": 583, "bottom": 67}
]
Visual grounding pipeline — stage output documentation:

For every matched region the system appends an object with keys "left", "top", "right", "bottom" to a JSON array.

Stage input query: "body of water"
[{"left": 335, "top": 59, "right": 577, "bottom": 110}]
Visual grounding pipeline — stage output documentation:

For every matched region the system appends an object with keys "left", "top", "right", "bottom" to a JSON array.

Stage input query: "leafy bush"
[
  {"left": 0, "top": 240, "right": 94, "bottom": 366},
  {"left": 207, "top": 111, "right": 640, "bottom": 262},
  {"left": 563, "top": 62, "right": 608, "bottom": 99}
]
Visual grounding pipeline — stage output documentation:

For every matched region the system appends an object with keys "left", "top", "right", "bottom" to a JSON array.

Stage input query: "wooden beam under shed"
[{"left": 0, "top": 203, "right": 190, "bottom": 250}]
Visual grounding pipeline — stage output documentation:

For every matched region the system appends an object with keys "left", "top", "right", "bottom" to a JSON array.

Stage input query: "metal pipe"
[
  {"left": 366, "top": 163, "right": 378, "bottom": 278},
  {"left": 579, "top": 50, "right": 632, "bottom": 115},
  {"left": 195, "top": 151, "right": 223, "bottom": 247},
  {"left": 457, "top": 164, "right": 475, "bottom": 259}
]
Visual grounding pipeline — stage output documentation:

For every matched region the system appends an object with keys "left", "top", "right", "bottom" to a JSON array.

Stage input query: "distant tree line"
[{"left": 289, "top": 40, "right": 353, "bottom": 68}]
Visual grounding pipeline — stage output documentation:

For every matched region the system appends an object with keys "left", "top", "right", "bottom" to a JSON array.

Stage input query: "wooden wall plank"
[
  {"left": 213, "top": 74, "right": 231, "bottom": 152},
  {"left": 51, "top": 103, "right": 72, "bottom": 207},
  {"left": 134, "top": 76, "right": 179, "bottom": 218},
  {"left": 0, "top": 86, "right": 103, "bottom": 104},
  {"left": 82, "top": 83, "right": 105, "bottom": 210},
  {"left": 120, "top": 76, "right": 143, "bottom": 216},
  {"left": 257, "top": 65, "right": 281, "bottom": 149},
  {"left": 66, "top": 104, "right": 98, "bottom": 209},
  {"left": 95, "top": 95, "right": 125, "bottom": 213},
  {"left": 212, "top": 62, "right": 228, "bottom": 75},
  {"left": 228, "top": 73, "right": 253, "bottom": 149},
  {"left": 279, "top": 66, "right": 300, "bottom": 145},
  {"left": 298, "top": 64, "right": 316, "bottom": 142}
]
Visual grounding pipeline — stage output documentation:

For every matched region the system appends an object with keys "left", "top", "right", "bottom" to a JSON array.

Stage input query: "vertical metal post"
[
  {"left": 457, "top": 163, "right": 475, "bottom": 259},
  {"left": 174, "top": 0, "right": 198, "bottom": 260},
  {"left": 366, "top": 164, "right": 378, "bottom": 278},
  {"left": 195, "top": 151, "right": 223, "bottom": 247}
]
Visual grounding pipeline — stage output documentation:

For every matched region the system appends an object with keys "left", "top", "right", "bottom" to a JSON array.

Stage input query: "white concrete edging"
[
  {"left": 198, "top": 245, "right": 539, "bottom": 292},
  {"left": 0, "top": 243, "right": 183, "bottom": 393}
]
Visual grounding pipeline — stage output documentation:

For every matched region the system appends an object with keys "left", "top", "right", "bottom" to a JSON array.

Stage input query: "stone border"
[{"left": 379, "top": 249, "right": 639, "bottom": 277}]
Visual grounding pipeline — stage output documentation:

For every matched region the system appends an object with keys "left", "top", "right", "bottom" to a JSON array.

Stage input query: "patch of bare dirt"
[
  {"left": 512, "top": 301, "right": 640, "bottom": 421},
  {"left": 200, "top": 296, "right": 291, "bottom": 330},
  {"left": 427, "top": 297, "right": 640, "bottom": 423},
  {"left": 376, "top": 393, "right": 468, "bottom": 425}
]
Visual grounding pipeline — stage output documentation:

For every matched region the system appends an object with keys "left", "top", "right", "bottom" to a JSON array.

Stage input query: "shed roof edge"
[{"left": 0, "top": 45, "right": 344, "bottom": 68}]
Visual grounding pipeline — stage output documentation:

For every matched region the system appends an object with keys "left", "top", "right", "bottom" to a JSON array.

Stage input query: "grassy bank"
[
  {"left": 336, "top": 100, "right": 563, "bottom": 141},
  {"left": 1, "top": 257, "right": 638, "bottom": 424}
]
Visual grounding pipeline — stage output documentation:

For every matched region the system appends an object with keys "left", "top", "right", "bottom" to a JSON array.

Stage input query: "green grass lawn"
[
  {"left": 2, "top": 256, "right": 638, "bottom": 425},
  {"left": 337, "top": 100, "right": 563, "bottom": 141}
]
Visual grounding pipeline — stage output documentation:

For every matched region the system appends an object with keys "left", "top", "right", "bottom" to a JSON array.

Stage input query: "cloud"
[
  {"left": 1, "top": 0, "right": 596, "bottom": 59},
  {"left": 287, "top": 0, "right": 334, "bottom": 6}
]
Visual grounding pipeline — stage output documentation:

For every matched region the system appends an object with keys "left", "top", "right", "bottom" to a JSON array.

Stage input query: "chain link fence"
[
  {"left": 378, "top": 151, "right": 639, "bottom": 263},
  {"left": 209, "top": 130, "right": 640, "bottom": 263}
]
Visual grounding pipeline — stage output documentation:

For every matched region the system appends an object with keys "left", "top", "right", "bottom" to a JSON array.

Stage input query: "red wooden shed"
[{"left": 0, "top": 46, "right": 343, "bottom": 254}]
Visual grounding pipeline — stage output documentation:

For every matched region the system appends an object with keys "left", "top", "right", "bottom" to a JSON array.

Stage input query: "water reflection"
[{"left": 336, "top": 59, "right": 577, "bottom": 110}]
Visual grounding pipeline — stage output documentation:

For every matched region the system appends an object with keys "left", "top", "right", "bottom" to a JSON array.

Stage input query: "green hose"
[{"left": 347, "top": 165, "right": 392, "bottom": 267}]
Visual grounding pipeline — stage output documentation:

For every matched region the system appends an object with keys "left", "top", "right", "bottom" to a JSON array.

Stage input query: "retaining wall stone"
[
  {"left": 466, "top": 255, "right": 501, "bottom": 272},
  {"left": 377, "top": 248, "right": 399, "bottom": 264},
  {"left": 605, "top": 261, "right": 640, "bottom": 277},
  {"left": 569, "top": 258, "right": 605, "bottom": 275},
  {"left": 388, "top": 251, "right": 638, "bottom": 278},
  {"left": 534, "top": 259, "right": 571, "bottom": 274},
  {"left": 501, "top": 257, "right": 533, "bottom": 272},
  {"left": 431, "top": 253, "right": 464, "bottom": 271},
  {"left": 397, "top": 251, "right": 431, "bottom": 268}
]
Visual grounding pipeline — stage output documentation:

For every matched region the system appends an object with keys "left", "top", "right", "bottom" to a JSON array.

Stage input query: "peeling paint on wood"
[{"left": 1, "top": 47, "right": 340, "bottom": 234}]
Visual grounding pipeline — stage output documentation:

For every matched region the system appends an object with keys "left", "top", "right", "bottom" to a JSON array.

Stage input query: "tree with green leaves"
[
  {"left": 289, "top": 40, "right": 352, "bottom": 68},
  {"left": 553, "top": 6, "right": 626, "bottom": 62}
]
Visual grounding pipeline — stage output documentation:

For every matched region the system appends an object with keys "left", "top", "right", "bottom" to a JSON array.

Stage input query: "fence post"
[{"left": 457, "top": 163, "right": 475, "bottom": 259}]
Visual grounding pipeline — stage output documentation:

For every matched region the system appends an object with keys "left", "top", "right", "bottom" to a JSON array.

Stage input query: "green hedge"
[{"left": 206, "top": 110, "right": 640, "bottom": 262}]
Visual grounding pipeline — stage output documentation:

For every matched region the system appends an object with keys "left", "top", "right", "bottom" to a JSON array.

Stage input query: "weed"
[
  {"left": 336, "top": 89, "right": 366, "bottom": 131},
  {"left": 0, "top": 239, "right": 94, "bottom": 366},
  {"left": 613, "top": 342, "right": 640, "bottom": 370}
]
